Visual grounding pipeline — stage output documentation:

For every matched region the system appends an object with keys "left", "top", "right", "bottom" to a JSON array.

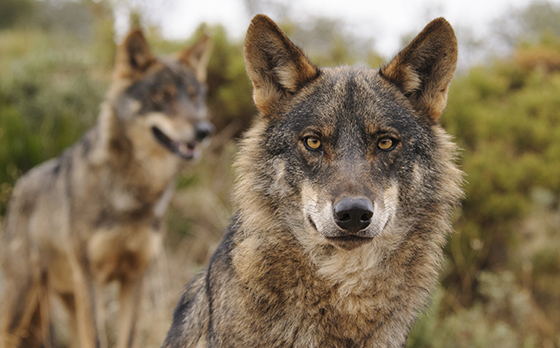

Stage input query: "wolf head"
[
  {"left": 104, "top": 29, "right": 213, "bottom": 162},
  {"left": 236, "top": 15, "right": 462, "bottom": 252}
]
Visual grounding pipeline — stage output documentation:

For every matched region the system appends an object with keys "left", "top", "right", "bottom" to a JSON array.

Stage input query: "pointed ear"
[
  {"left": 114, "top": 29, "right": 156, "bottom": 80},
  {"left": 244, "top": 14, "right": 320, "bottom": 116},
  {"left": 178, "top": 34, "right": 213, "bottom": 82},
  {"left": 380, "top": 18, "right": 457, "bottom": 122}
]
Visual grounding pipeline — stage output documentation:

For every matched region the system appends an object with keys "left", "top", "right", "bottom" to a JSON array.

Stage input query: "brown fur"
[
  {"left": 161, "top": 15, "right": 462, "bottom": 348},
  {"left": 0, "top": 30, "right": 212, "bottom": 348}
]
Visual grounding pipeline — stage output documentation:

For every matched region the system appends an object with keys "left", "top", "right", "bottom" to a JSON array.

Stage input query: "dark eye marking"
[{"left": 152, "top": 86, "right": 176, "bottom": 105}]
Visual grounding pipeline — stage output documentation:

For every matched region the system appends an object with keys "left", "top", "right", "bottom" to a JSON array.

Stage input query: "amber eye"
[
  {"left": 304, "top": 136, "right": 322, "bottom": 150},
  {"left": 153, "top": 89, "right": 174, "bottom": 104},
  {"left": 377, "top": 137, "right": 395, "bottom": 151}
]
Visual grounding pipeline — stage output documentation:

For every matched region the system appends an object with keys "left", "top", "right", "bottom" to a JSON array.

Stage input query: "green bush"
[{"left": 0, "top": 30, "right": 107, "bottom": 213}]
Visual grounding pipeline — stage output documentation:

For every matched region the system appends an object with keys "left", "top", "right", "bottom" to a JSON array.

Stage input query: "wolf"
[
  {"left": 0, "top": 29, "right": 212, "bottom": 348},
  {"left": 161, "top": 14, "right": 463, "bottom": 348}
]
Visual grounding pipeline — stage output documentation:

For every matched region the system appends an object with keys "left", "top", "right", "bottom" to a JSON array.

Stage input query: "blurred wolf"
[
  {"left": 162, "top": 14, "right": 463, "bottom": 348},
  {"left": 0, "top": 29, "right": 212, "bottom": 348}
]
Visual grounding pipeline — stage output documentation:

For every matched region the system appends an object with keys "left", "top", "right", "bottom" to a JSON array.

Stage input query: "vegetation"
[
  {"left": 409, "top": 39, "right": 560, "bottom": 347},
  {"left": 0, "top": 0, "right": 559, "bottom": 346}
]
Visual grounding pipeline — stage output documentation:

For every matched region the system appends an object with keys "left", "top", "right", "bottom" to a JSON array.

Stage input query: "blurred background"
[{"left": 1, "top": 0, "right": 560, "bottom": 347}]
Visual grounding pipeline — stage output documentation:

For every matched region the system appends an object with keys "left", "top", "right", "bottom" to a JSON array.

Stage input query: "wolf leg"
[
  {"left": 116, "top": 279, "right": 142, "bottom": 348},
  {"left": 0, "top": 275, "right": 44, "bottom": 348},
  {"left": 58, "top": 293, "right": 80, "bottom": 348},
  {"left": 95, "top": 284, "right": 108, "bottom": 348},
  {"left": 70, "top": 260, "right": 99, "bottom": 348}
]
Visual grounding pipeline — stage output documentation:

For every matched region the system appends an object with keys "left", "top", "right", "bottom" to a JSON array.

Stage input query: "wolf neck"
[
  {"left": 89, "top": 102, "right": 180, "bottom": 209},
  {"left": 230, "top": 206, "right": 443, "bottom": 346}
]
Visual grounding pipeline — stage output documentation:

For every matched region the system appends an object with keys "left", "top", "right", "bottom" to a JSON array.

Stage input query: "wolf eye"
[
  {"left": 153, "top": 88, "right": 174, "bottom": 104},
  {"left": 377, "top": 137, "right": 396, "bottom": 151},
  {"left": 303, "top": 136, "right": 322, "bottom": 150}
]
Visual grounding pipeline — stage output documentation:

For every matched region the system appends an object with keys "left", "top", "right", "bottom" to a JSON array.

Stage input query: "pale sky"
[{"left": 115, "top": 0, "right": 558, "bottom": 57}]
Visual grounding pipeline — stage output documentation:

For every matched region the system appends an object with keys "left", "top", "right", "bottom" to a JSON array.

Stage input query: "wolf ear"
[
  {"left": 115, "top": 29, "right": 155, "bottom": 79},
  {"left": 380, "top": 18, "right": 457, "bottom": 122},
  {"left": 179, "top": 34, "right": 213, "bottom": 82},
  {"left": 244, "top": 14, "right": 319, "bottom": 116}
]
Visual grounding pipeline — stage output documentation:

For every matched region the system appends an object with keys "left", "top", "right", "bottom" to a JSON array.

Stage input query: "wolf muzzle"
[{"left": 151, "top": 120, "right": 214, "bottom": 160}]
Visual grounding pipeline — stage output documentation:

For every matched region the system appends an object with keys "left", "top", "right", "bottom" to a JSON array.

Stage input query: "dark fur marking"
[
  {"left": 7, "top": 305, "right": 25, "bottom": 333},
  {"left": 51, "top": 162, "right": 61, "bottom": 177},
  {"left": 151, "top": 219, "right": 162, "bottom": 231},
  {"left": 94, "top": 209, "right": 116, "bottom": 229},
  {"left": 205, "top": 217, "right": 239, "bottom": 345},
  {"left": 19, "top": 195, "right": 36, "bottom": 217},
  {"left": 81, "top": 134, "right": 92, "bottom": 157}
]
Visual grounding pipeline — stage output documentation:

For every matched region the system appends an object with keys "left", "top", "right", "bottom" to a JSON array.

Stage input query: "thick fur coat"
[{"left": 162, "top": 15, "right": 463, "bottom": 348}]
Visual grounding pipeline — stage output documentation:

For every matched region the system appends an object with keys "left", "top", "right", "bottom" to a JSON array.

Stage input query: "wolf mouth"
[
  {"left": 152, "top": 127, "right": 197, "bottom": 160},
  {"left": 325, "top": 235, "right": 374, "bottom": 250},
  {"left": 308, "top": 216, "right": 374, "bottom": 250}
]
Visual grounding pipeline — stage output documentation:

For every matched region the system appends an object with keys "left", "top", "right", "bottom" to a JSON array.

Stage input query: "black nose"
[
  {"left": 333, "top": 197, "right": 374, "bottom": 232},
  {"left": 195, "top": 121, "right": 214, "bottom": 141}
]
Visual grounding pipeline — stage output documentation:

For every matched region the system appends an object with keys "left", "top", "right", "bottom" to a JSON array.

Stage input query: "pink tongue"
[{"left": 178, "top": 143, "right": 196, "bottom": 156}]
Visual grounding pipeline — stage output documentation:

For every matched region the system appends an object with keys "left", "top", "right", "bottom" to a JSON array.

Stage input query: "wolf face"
[
  {"left": 238, "top": 15, "right": 460, "bottom": 252},
  {"left": 275, "top": 68, "right": 432, "bottom": 251},
  {"left": 109, "top": 30, "right": 213, "bottom": 162},
  {"left": 245, "top": 67, "right": 444, "bottom": 251}
]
